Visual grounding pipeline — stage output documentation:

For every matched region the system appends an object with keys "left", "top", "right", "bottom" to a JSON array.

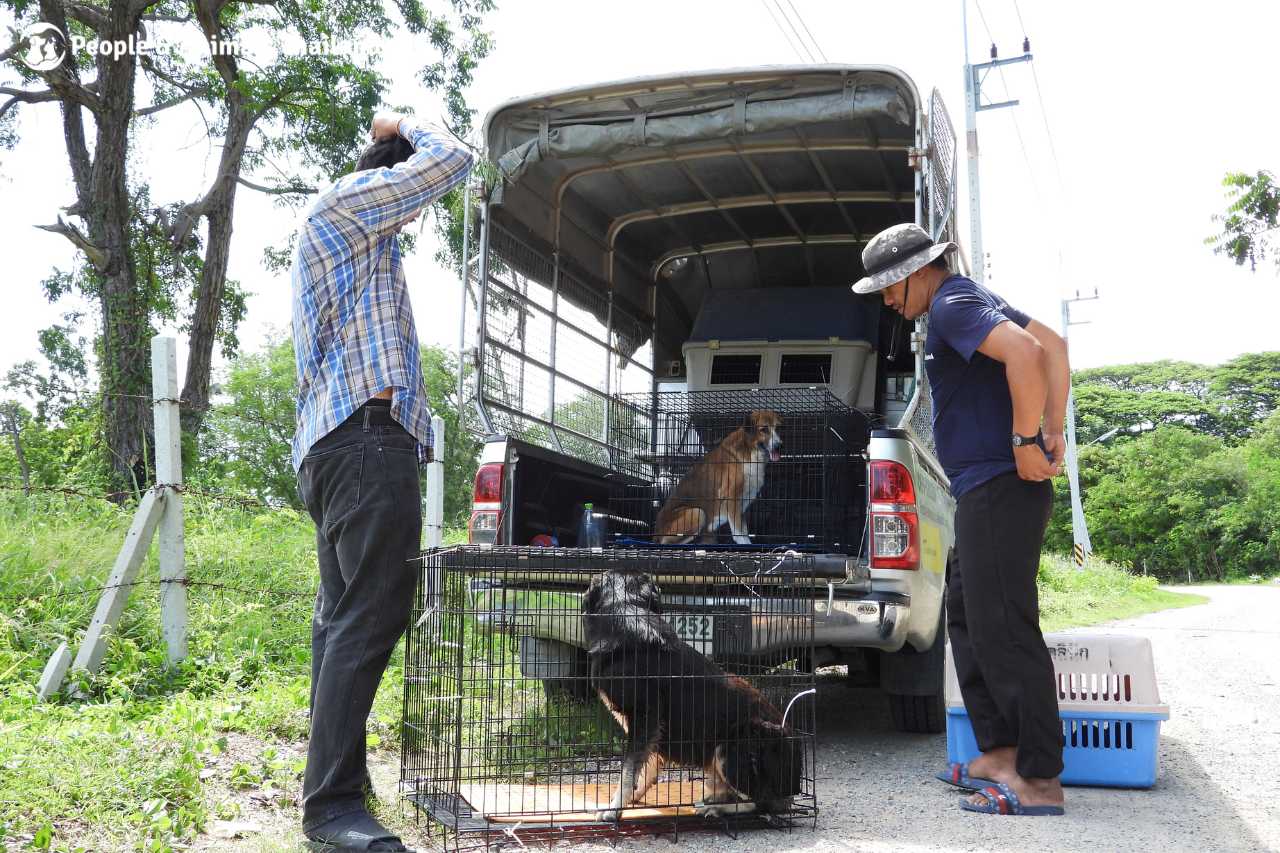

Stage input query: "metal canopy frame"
[{"left": 462, "top": 67, "right": 957, "bottom": 468}]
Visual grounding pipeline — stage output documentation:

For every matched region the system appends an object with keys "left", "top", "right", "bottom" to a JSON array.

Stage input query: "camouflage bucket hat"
[{"left": 851, "top": 223, "right": 958, "bottom": 295}]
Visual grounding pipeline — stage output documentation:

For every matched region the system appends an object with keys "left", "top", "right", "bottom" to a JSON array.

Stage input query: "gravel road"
[{"left": 555, "top": 584, "right": 1280, "bottom": 853}]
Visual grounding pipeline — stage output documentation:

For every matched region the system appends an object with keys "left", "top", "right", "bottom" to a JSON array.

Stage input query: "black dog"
[{"left": 581, "top": 569, "right": 803, "bottom": 821}]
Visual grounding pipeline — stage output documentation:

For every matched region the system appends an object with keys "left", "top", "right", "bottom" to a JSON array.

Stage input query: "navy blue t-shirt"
[{"left": 925, "top": 275, "right": 1033, "bottom": 499}]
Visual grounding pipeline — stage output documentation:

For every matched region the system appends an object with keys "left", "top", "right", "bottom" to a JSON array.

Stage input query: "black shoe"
[{"left": 305, "top": 811, "right": 411, "bottom": 852}]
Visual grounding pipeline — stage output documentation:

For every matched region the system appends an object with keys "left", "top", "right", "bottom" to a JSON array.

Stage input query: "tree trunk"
[
  {"left": 79, "top": 1, "right": 149, "bottom": 490},
  {"left": 5, "top": 413, "right": 31, "bottom": 495},
  {"left": 180, "top": 102, "right": 253, "bottom": 437}
]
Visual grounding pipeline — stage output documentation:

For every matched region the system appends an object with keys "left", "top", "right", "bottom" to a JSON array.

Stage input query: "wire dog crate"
[
  {"left": 605, "top": 388, "right": 869, "bottom": 553},
  {"left": 402, "top": 547, "right": 820, "bottom": 850}
]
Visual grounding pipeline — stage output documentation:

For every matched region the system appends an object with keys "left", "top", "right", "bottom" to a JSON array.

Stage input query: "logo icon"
[{"left": 18, "top": 22, "right": 68, "bottom": 72}]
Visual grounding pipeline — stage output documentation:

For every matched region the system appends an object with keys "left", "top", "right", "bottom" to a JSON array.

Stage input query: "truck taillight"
[
  {"left": 469, "top": 463, "right": 504, "bottom": 545},
  {"left": 468, "top": 510, "right": 500, "bottom": 545},
  {"left": 473, "top": 463, "right": 504, "bottom": 505},
  {"left": 869, "top": 460, "right": 919, "bottom": 570},
  {"left": 870, "top": 459, "right": 916, "bottom": 504}
]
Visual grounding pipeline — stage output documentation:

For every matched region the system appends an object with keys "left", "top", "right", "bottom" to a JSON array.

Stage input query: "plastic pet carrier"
[{"left": 944, "top": 633, "right": 1171, "bottom": 788}]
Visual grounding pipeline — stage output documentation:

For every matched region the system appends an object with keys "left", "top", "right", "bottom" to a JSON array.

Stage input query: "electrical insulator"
[
  {"left": 990, "top": 43, "right": 998, "bottom": 59},
  {"left": 1023, "top": 37, "right": 1031, "bottom": 53}
]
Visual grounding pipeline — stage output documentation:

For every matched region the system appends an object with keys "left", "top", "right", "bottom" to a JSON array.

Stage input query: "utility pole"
[
  {"left": 1063, "top": 290, "right": 1099, "bottom": 568},
  {"left": 962, "top": 0, "right": 1032, "bottom": 284}
]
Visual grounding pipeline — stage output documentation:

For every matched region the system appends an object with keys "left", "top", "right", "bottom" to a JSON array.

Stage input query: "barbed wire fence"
[{"left": 1, "top": 335, "right": 446, "bottom": 699}]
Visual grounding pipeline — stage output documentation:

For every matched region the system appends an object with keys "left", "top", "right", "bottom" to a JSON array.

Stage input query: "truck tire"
[
  {"left": 883, "top": 592, "right": 948, "bottom": 734},
  {"left": 888, "top": 691, "right": 945, "bottom": 734}
]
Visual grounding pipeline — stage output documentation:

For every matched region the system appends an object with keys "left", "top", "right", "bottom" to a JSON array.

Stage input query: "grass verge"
[{"left": 1037, "top": 552, "right": 1208, "bottom": 632}]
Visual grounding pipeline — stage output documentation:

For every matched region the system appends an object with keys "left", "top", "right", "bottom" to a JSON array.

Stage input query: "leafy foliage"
[
  {"left": 1054, "top": 354, "right": 1280, "bottom": 580},
  {"left": 1207, "top": 169, "right": 1280, "bottom": 272},
  {"left": 1072, "top": 353, "right": 1280, "bottom": 443}
]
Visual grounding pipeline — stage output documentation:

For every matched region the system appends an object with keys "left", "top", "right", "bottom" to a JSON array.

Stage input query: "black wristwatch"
[{"left": 1011, "top": 430, "right": 1042, "bottom": 448}]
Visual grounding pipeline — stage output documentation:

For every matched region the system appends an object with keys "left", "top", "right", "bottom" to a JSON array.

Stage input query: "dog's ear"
[
  {"left": 743, "top": 411, "right": 757, "bottom": 430},
  {"left": 640, "top": 576, "right": 662, "bottom": 613}
]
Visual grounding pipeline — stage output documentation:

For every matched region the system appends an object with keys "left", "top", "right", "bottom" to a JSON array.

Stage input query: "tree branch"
[
  {"left": 2, "top": 80, "right": 103, "bottom": 113},
  {"left": 0, "top": 88, "right": 60, "bottom": 122},
  {"left": 0, "top": 86, "right": 63, "bottom": 103},
  {"left": 236, "top": 176, "right": 317, "bottom": 196},
  {"left": 65, "top": 2, "right": 109, "bottom": 29},
  {"left": 138, "top": 54, "right": 205, "bottom": 95},
  {"left": 136, "top": 88, "right": 207, "bottom": 117},
  {"left": 35, "top": 216, "right": 109, "bottom": 270}
]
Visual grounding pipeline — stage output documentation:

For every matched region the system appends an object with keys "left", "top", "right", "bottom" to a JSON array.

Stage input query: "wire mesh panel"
[
  {"left": 605, "top": 388, "right": 869, "bottom": 554},
  {"left": 926, "top": 88, "right": 956, "bottom": 242},
  {"left": 402, "top": 547, "right": 819, "bottom": 850},
  {"left": 898, "top": 321, "right": 937, "bottom": 458},
  {"left": 476, "top": 222, "right": 654, "bottom": 468}
]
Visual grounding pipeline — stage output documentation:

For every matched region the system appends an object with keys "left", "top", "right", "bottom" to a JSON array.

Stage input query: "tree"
[
  {"left": 1082, "top": 427, "right": 1235, "bottom": 581},
  {"left": 197, "top": 330, "right": 298, "bottom": 504},
  {"left": 1208, "top": 170, "right": 1280, "bottom": 272},
  {"left": 1207, "top": 351, "right": 1280, "bottom": 440},
  {"left": 2, "top": 0, "right": 493, "bottom": 489},
  {"left": 1071, "top": 355, "right": 1280, "bottom": 444}
]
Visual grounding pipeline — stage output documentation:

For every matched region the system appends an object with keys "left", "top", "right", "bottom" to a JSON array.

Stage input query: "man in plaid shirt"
[{"left": 292, "top": 111, "right": 472, "bottom": 851}]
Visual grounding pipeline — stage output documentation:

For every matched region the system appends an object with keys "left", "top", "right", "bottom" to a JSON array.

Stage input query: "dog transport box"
[
  {"left": 944, "top": 633, "right": 1170, "bottom": 788},
  {"left": 401, "top": 546, "right": 820, "bottom": 850}
]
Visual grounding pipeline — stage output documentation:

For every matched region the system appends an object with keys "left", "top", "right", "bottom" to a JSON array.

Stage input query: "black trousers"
[
  {"left": 298, "top": 403, "right": 422, "bottom": 830},
  {"left": 947, "top": 471, "right": 1062, "bottom": 780}
]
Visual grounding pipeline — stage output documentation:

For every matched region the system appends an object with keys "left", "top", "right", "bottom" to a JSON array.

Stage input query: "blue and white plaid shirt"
[{"left": 291, "top": 119, "right": 474, "bottom": 471}]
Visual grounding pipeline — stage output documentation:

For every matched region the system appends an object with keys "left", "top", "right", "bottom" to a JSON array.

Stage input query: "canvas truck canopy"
[{"left": 480, "top": 66, "right": 933, "bottom": 370}]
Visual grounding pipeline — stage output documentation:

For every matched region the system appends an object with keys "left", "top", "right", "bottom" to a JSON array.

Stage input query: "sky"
[{"left": 1, "top": 0, "right": 1277, "bottom": 392}]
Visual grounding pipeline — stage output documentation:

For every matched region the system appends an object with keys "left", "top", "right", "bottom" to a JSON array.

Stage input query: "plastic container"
[
  {"left": 576, "top": 503, "right": 605, "bottom": 549},
  {"left": 944, "top": 633, "right": 1170, "bottom": 788}
]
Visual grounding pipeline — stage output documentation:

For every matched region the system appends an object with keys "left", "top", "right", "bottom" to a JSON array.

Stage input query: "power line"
[
  {"left": 971, "top": 0, "right": 1044, "bottom": 216},
  {"left": 760, "top": 0, "right": 808, "bottom": 62},
  {"left": 1011, "top": 0, "right": 1028, "bottom": 37},
  {"left": 783, "top": 0, "right": 829, "bottom": 63},
  {"left": 1030, "top": 60, "right": 1066, "bottom": 192},
  {"left": 771, "top": 0, "right": 818, "bottom": 63}
]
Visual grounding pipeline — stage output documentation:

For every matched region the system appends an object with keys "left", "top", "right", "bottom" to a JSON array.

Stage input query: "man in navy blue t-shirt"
[{"left": 854, "top": 223, "right": 1071, "bottom": 817}]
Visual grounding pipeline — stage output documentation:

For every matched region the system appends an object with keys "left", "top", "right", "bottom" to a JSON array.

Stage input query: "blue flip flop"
[
  {"left": 959, "top": 781, "right": 1065, "bottom": 817},
  {"left": 935, "top": 762, "right": 999, "bottom": 792}
]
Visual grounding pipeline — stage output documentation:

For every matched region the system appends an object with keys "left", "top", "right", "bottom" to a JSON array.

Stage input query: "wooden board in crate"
[{"left": 458, "top": 780, "right": 702, "bottom": 823}]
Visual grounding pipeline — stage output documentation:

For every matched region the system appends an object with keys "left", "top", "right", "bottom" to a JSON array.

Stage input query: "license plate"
[{"left": 664, "top": 612, "right": 714, "bottom": 655}]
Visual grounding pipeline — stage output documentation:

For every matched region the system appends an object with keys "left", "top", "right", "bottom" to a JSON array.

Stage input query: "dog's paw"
[
  {"left": 695, "top": 802, "right": 726, "bottom": 819},
  {"left": 596, "top": 808, "right": 621, "bottom": 823},
  {"left": 696, "top": 799, "right": 755, "bottom": 819}
]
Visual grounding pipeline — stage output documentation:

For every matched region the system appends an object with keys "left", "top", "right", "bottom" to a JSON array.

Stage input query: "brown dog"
[{"left": 654, "top": 410, "right": 782, "bottom": 545}]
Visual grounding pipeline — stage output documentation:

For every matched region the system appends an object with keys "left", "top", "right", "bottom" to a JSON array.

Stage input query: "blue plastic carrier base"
[{"left": 945, "top": 706, "right": 1167, "bottom": 789}]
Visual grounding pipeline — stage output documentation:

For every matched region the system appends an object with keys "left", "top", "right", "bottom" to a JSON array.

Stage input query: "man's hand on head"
[{"left": 370, "top": 112, "right": 408, "bottom": 142}]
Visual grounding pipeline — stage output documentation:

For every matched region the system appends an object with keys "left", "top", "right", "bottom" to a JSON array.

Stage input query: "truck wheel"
[
  {"left": 883, "top": 595, "right": 947, "bottom": 734},
  {"left": 888, "top": 691, "right": 945, "bottom": 734}
]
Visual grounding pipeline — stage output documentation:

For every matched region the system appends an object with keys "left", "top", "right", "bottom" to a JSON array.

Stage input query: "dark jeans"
[
  {"left": 298, "top": 403, "right": 422, "bottom": 830},
  {"left": 947, "top": 471, "right": 1062, "bottom": 780}
]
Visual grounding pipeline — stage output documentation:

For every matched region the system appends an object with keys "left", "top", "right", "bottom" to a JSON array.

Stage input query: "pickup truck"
[{"left": 457, "top": 65, "right": 960, "bottom": 732}]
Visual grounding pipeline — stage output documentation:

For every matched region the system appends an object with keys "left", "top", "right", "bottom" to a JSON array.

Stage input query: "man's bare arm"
[
  {"left": 1025, "top": 319, "right": 1071, "bottom": 442},
  {"left": 976, "top": 321, "right": 1057, "bottom": 481}
]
